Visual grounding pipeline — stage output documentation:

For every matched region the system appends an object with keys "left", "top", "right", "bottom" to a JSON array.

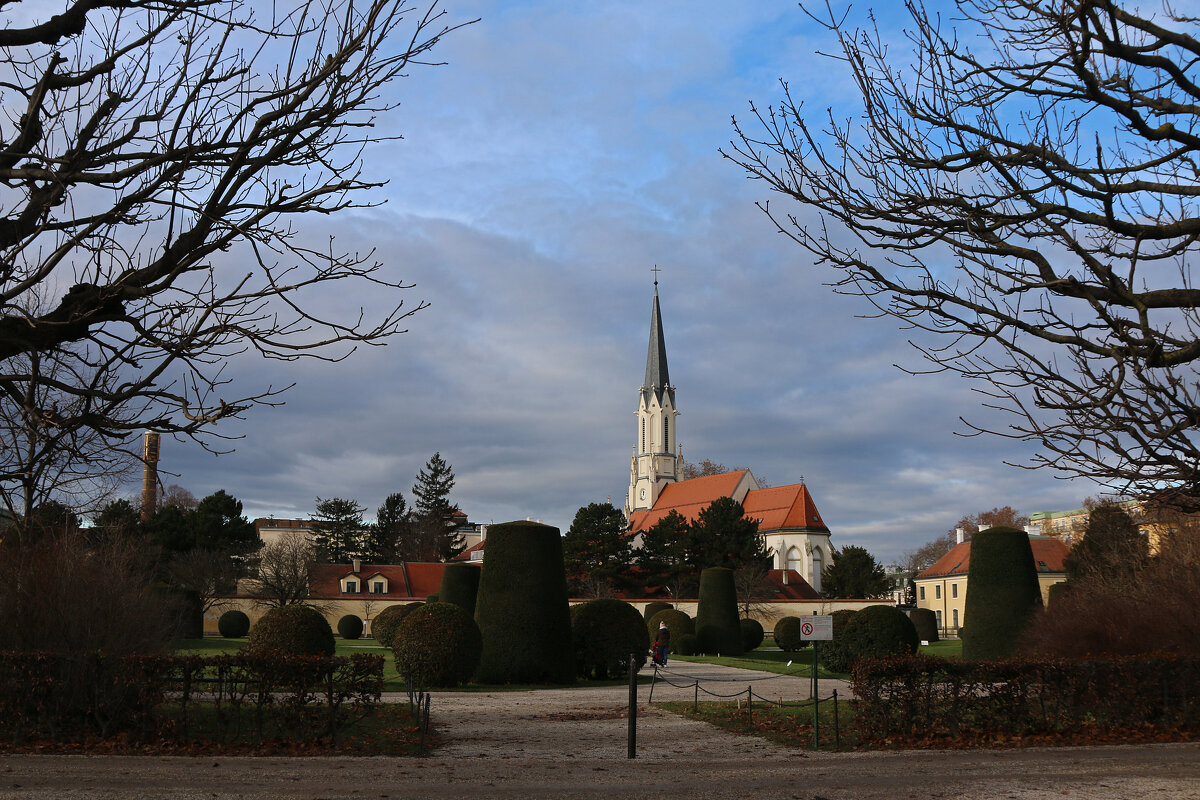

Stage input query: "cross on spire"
[{"left": 651, "top": 264, "right": 661, "bottom": 286}]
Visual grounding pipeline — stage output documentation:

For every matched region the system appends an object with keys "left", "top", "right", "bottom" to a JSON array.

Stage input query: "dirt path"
[{"left": 1, "top": 662, "right": 1198, "bottom": 799}]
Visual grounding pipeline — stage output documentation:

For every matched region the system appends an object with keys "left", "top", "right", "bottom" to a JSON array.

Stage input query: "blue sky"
[{"left": 142, "top": 0, "right": 1097, "bottom": 565}]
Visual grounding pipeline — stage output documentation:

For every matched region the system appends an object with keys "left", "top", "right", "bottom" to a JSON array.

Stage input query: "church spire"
[{"left": 643, "top": 282, "right": 670, "bottom": 395}]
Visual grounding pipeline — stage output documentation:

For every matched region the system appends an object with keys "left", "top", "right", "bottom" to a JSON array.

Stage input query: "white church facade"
[{"left": 623, "top": 281, "right": 833, "bottom": 593}]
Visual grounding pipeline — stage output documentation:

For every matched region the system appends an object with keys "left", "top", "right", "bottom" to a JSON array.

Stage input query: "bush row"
[
  {"left": 850, "top": 654, "right": 1200, "bottom": 746},
  {"left": 0, "top": 651, "right": 383, "bottom": 745}
]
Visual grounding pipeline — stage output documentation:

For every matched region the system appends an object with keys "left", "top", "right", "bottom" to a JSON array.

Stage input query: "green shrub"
[
  {"left": 773, "top": 616, "right": 810, "bottom": 652},
  {"left": 370, "top": 603, "right": 418, "bottom": 647},
  {"left": 740, "top": 618, "right": 765, "bottom": 651},
  {"left": 908, "top": 608, "right": 939, "bottom": 643},
  {"left": 962, "top": 527, "right": 1043, "bottom": 660},
  {"left": 675, "top": 633, "right": 698, "bottom": 656},
  {"left": 218, "top": 609, "right": 251, "bottom": 638},
  {"left": 570, "top": 599, "right": 649, "bottom": 679},
  {"left": 695, "top": 567, "right": 743, "bottom": 656},
  {"left": 643, "top": 601, "right": 673, "bottom": 621},
  {"left": 248, "top": 605, "right": 334, "bottom": 656},
  {"left": 839, "top": 605, "right": 920, "bottom": 668},
  {"left": 439, "top": 563, "right": 481, "bottom": 616},
  {"left": 474, "top": 521, "right": 574, "bottom": 684},
  {"left": 393, "top": 602, "right": 482, "bottom": 688},
  {"left": 337, "top": 614, "right": 364, "bottom": 640},
  {"left": 425, "top": 593, "right": 440, "bottom": 603},
  {"left": 815, "top": 609, "right": 860, "bottom": 673},
  {"left": 647, "top": 609, "right": 694, "bottom": 653}
]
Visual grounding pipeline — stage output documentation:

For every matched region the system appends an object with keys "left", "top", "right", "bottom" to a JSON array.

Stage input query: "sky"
[{"left": 136, "top": 0, "right": 1098, "bottom": 565}]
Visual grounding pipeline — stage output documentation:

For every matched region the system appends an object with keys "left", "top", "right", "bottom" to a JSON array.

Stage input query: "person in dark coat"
[{"left": 653, "top": 620, "right": 671, "bottom": 667}]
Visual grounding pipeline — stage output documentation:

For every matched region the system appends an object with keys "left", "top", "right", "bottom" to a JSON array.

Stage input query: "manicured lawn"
[
  {"left": 920, "top": 638, "right": 962, "bottom": 659},
  {"left": 672, "top": 647, "right": 847, "bottom": 680}
]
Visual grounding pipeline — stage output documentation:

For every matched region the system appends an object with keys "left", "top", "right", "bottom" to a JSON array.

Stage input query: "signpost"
[{"left": 802, "top": 615, "right": 833, "bottom": 748}]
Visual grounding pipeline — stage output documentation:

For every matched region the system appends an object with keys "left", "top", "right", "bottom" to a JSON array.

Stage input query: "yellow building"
[{"left": 914, "top": 535, "right": 1068, "bottom": 637}]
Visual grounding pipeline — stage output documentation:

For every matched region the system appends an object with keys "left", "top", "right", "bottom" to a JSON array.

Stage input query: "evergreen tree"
[
  {"left": 689, "top": 496, "right": 768, "bottom": 572},
  {"left": 412, "top": 452, "right": 456, "bottom": 518},
  {"left": 820, "top": 544, "right": 891, "bottom": 599},
  {"left": 309, "top": 497, "right": 366, "bottom": 563},
  {"left": 1064, "top": 504, "right": 1149, "bottom": 590},
  {"left": 365, "top": 492, "right": 409, "bottom": 562},
  {"left": 562, "top": 502, "right": 634, "bottom": 597},
  {"left": 190, "top": 490, "right": 259, "bottom": 559},
  {"left": 637, "top": 510, "right": 694, "bottom": 599}
]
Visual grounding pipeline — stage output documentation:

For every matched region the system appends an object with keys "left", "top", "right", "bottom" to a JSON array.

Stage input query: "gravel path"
[{"left": 1, "top": 662, "right": 1198, "bottom": 799}]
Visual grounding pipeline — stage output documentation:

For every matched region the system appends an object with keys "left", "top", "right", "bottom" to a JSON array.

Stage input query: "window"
[
  {"left": 935, "top": 584, "right": 941, "bottom": 600},
  {"left": 663, "top": 419, "right": 669, "bottom": 451},
  {"left": 952, "top": 609, "right": 959, "bottom": 628},
  {"left": 919, "top": 586, "right": 926, "bottom": 601},
  {"left": 640, "top": 418, "right": 645, "bottom": 451},
  {"left": 344, "top": 580, "right": 358, "bottom": 594},
  {"left": 372, "top": 581, "right": 385, "bottom": 594},
  {"left": 935, "top": 610, "right": 943, "bottom": 629},
  {"left": 951, "top": 583, "right": 958, "bottom": 599}
]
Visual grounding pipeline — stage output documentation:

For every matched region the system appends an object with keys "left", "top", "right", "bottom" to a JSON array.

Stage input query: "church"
[{"left": 623, "top": 281, "right": 834, "bottom": 593}]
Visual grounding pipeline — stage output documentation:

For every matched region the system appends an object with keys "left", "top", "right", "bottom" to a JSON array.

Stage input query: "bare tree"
[
  {"left": 724, "top": 1, "right": 1200, "bottom": 510},
  {"left": 0, "top": 1, "right": 471, "bottom": 466},
  {"left": 248, "top": 534, "right": 315, "bottom": 608}
]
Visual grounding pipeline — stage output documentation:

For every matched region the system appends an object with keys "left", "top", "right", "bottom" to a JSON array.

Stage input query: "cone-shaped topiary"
[
  {"left": 773, "top": 616, "right": 810, "bottom": 652},
  {"left": 643, "top": 601, "right": 673, "bottom": 621},
  {"left": 218, "top": 609, "right": 251, "bottom": 638},
  {"left": 907, "top": 607, "right": 939, "bottom": 643},
  {"left": 675, "top": 633, "right": 698, "bottom": 656},
  {"left": 695, "top": 567, "right": 743, "bottom": 656},
  {"left": 570, "top": 598, "right": 649, "bottom": 679},
  {"left": 337, "top": 614, "right": 364, "bottom": 640},
  {"left": 474, "top": 521, "right": 574, "bottom": 684},
  {"left": 393, "top": 602, "right": 483, "bottom": 688},
  {"left": 646, "top": 609, "right": 694, "bottom": 652},
  {"left": 439, "top": 563, "right": 481, "bottom": 616},
  {"left": 962, "top": 526, "right": 1043, "bottom": 660},
  {"left": 370, "top": 603, "right": 419, "bottom": 647},
  {"left": 740, "top": 618, "right": 765, "bottom": 651},
  {"left": 248, "top": 605, "right": 334, "bottom": 656}
]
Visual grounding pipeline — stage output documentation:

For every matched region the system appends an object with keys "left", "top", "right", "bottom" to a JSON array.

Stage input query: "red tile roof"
[
  {"left": 917, "top": 537, "right": 1069, "bottom": 579},
  {"left": 308, "top": 562, "right": 472, "bottom": 599},
  {"left": 628, "top": 471, "right": 829, "bottom": 534}
]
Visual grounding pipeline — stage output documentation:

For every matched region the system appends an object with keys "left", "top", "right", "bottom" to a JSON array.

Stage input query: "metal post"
[
  {"left": 693, "top": 681, "right": 698, "bottom": 712},
  {"left": 747, "top": 686, "right": 753, "bottom": 728},
  {"left": 814, "top": 693, "right": 820, "bottom": 750},
  {"left": 627, "top": 654, "right": 637, "bottom": 759},
  {"left": 833, "top": 689, "right": 840, "bottom": 750}
]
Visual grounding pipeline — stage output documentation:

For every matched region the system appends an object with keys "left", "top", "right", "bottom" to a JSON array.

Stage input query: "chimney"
[
  {"left": 782, "top": 570, "right": 789, "bottom": 585},
  {"left": 140, "top": 432, "right": 160, "bottom": 521},
  {"left": 955, "top": 526, "right": 965, "bottom": 544},
  {"left": 352, "top": 557, "right": 361, "bottom": 573}
]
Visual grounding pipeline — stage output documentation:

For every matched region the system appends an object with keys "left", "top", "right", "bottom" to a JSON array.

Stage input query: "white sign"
[{"left": 800, "top": 615, "right": 833, "bottom": 641}]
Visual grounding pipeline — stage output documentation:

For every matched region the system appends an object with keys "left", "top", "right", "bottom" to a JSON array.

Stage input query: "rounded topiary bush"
[
  {"left": 248, "top": 605, "right": 335, "bottom": 656},
  {"left": 337, "top": 614, "right": 364, "bottom": 640},
  {"left": 643, "top": 601, "right": 673, "bottom": 621},
  {"left": 675, "top": 633, "right": 698, "bottom": 656},
  {"left": 740, "top": 618, "right": 765, "bottom": 651},
  {"left": 218, "top": 609, "right": 251, "bottom": 638},
  {"left": 908, "top": 607, "right": 939, "bottom": 643},
  {"left": 773, "top": 616, "right": 810, "bottom": 652},
  {"left": 962, "top": 527, "right": 1043, "bottom": 660},
  {"left": 815, "top": 609, "right": 860, "bottom": 673},
  {"left": 393, "top": 602, "right": 483, "bottom": 688},
  {"left": 474, "top": 521, "right": 574, "bottom": 684},
  {"left": 439, "top": 563, "right": 481, "bottom": 616},
  {"left": 647, "top": 609, "right": 694, "bottom": 652},
  {"left": 570, "top": 598, "right": 649, "bottom": 679},
  {"left": 695, "top": 567, "right": 743, "bottom": 656},
  {"left": 837, "top": 604, "right": 920, "bottom": 668},
  {"left": 369, "top": 603, "right": 418, "bottom": 647}
]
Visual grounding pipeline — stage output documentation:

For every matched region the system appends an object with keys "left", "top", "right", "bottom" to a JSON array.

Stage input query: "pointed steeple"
[
  {"left": 641, "top": 282, "right": 673, "bottom": 407},
  {"left": 626, "top": 273, "right": 680, "bottom": 518}
]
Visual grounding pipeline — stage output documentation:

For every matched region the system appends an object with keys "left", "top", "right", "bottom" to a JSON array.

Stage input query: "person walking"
[{"left": 653, "top": 620, "right": 671, "bottom": 667}]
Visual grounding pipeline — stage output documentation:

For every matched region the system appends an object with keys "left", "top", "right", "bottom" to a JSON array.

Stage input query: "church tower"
[{"left": 625, "top": 279, "right": 680, "bottom": 518}]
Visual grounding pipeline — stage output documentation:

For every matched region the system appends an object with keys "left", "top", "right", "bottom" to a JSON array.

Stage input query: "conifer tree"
[
  {"left": 562, "top": 502, "right": 633, "bottom": 597},
  {"left": 411, "top": 453, "right": 464, "bottom": 561},
  {"left": 309, "top": 497, "right": 366, "bottom": 563}
]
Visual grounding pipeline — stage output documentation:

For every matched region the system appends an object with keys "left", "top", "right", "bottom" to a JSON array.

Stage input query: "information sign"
[{"left": 800, "top": 615, "right": 833, "bottom": 641}]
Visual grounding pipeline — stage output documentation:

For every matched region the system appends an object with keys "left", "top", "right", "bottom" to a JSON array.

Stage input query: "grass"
[
  {"left": 670, "top": 640, "right": 963, "bottom": 679},
  {"left": 920, "top": 638, "right": 963, "bottom": 659}
]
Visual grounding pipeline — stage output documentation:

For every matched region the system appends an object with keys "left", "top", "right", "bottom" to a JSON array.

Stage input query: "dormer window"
[
  {"left": 372, "top": 581, "right": 385, "bottom": 594},
  {"left": 345, "top": 580, "right": 358, "bottom": 593}
]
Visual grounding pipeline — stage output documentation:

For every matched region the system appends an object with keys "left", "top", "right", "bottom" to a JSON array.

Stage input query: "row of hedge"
[
  {"left": 0, "top": 651, "right": 383, "bottom": 745},
  {"left": 850, "top": 654, "right": 1200, "bottom": 745}
]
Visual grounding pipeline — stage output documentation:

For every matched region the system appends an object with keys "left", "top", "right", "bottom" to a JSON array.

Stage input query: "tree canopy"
[
  {"left": 725, "top": 0, "right": 1200, "bottom": 510},
  {"left": 562, "top": 502, "right": 634, "bottom": 597},
  {"left": 820, "top": 544, "right": 891, "bottom": 600},
  {"left": 309, "top": 497, "right": 367, "bottom": 564}
]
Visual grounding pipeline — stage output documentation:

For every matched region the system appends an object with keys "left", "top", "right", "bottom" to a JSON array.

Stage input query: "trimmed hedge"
[
  {"left": 643, "top": 602, "right": 673, "bottom": 621},
  {"left": 675, "top": 633, "right": 698, "bottom": 656},
  {"left": 570, "top": 599, "right": 649, "bottom": 679},
  {"left": 962, "top": 527, "right": 1043, "bottom": 660},
  {"left": 218, "top": 610, "right": 251, "bottom": 638},
  {"left": 647, "top": 609, "right": 694, "bottom": 653},
  {"left": 248, "top": 605, "right": 335, "bottom": 656},
  {"left": 337, "top": 614, "right": 364, "bottom": 640},
  {"left": 908, "top": 607, "right": 939, "bottom": 643},
  {"left": 370, "top": 603, "right": 418, "bottom": 648},
  {"left": 695, "top": 567, "right": 743, "bottom": 656},
  {"left": 439, "top": 563, "right": 481, "bottom": 616},
  {"left": 740, "top": 618, "right": 765, "bottom": 651},
  {"left": 815, "top": 609, "right": 860, "bottom": 673},
  {"left": 840, "top": 605, "right": 920, "bottom": 667},
  {"left": 474, "top": 521, "right": 574, "bottom": 684},
  {"left": 773, "top": 616, "right": 810, "bottom": 652},
  {"left": 392, "top": 602, "right": 482, "bottom": 688}
]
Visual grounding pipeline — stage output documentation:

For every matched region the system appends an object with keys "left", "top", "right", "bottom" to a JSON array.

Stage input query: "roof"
[
  {"left": 628, "top": 471, "right": 829, "bottom": 535},
  {"left": 308, "top": 562, "right": 467, "bottom": 599},
  {"left": 641, "top": 284, "right": 674, "bottom": 408},
  {"left": 916, "top": 536, "right": 1069, "bottom": 580}
]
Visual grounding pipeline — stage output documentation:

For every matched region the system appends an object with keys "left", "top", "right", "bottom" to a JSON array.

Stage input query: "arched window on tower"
[
  {"left": 641, "top": 418, "right": 645, "bottom": 452},
  {"left": 663, "top": 419, "right": 669, "bottom": 452},
  {"left": 811, "top": 546, "right": 823, "bottom": 593}
]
